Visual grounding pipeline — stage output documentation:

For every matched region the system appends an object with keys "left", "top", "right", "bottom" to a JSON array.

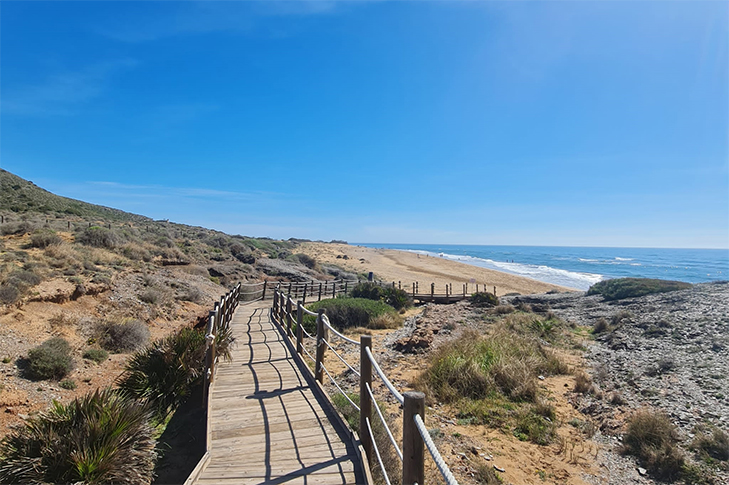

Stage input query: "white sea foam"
[
  {"left": 408, "top": 250, "right": 603, "bottom": 290},
  {"left": 615, "top": 257, "right": 634, "bottom": 261},
  {"left": 579, "top": 258, "right": 600, "bottom": 262}
]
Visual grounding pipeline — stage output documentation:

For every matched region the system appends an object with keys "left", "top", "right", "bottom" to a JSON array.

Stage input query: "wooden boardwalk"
[{"left": 194, "top": 301, "right": 367, "bottom": 485}]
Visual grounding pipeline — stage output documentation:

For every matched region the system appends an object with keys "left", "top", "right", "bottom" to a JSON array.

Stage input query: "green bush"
[
  {"left": 0, "top": 286, "right": 19, "bottom": 305},
  {"left": 0, "top": 389, "right": 156, "bottom": 484},
  {"left": 293, "top": 253, "right": 319, "bottom": 270},
  {"left": 350, "top": 282, "right": 412, "bottom": 310},
  {"left": 97, "top": 319, "right": 150, "bottom": 353},
  {"left": 116, "top": 327, "right": 206, "bottom": 419},
  {"left": 587, "top": 278, "right": 692, "bottom": 301},
  {"left": 25, "top": 337, "right": 73, "bottom": 380},
  {"left": 59, "top": 379, "right": 77, "bottom": 390},
  {"left": 622, "top": 409, "right": 684, "bottom": 479},
  {"left": 29, "top": 229, "right": 62, "bottom": 249},
  {"left": 83, "top": 348, "right": 109, "bottom": 364},
  {"left": 304, "top": 297, "right": 399, "bottom": 332},
  {"left": 470, "top": 291, "right": 500, "bottom": 307}
]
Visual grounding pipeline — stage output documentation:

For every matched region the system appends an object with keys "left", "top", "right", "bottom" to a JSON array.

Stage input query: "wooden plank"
[{"left": 194, "top": 301, "right": 365, "bottom": 485}]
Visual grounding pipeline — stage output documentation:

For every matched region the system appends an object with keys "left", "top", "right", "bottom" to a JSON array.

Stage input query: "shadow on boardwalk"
[{"left": 194, "top": 302, "right": 366, "bottom": 485}]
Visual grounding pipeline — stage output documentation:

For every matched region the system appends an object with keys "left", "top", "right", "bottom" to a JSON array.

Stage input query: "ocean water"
[{"left": 355, "top": 244, "right": 729, "bottom": 291}]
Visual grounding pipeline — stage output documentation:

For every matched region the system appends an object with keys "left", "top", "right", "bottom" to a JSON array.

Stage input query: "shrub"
[
  {"left": 470, "top": 291, "right": 499, "bottom": 307},
  {"left": 138, "top": 288, "right": 162, "bottom": 304},
  {"left": 514, "top": 405, "right": 557, "bottom": 445},
  {"left": 304, "top": 297, "right": 399, "bottom": 332},
  {"left": 0, "top": 389, "right": 156, "bottom": 484},
  {"left": 692, "top": 427, "right": 729, "bottom": 462},
  {"left": 83, "top": 348, "right": 109, "bottom": 363},
  {"left": 574, "top": 372, "right": 594, "bottom": 394},
  {"left": 29, "top": 229, "right": 62, "bottom": 249},
  {"left": 587, "top": 278, "right": 692, "bottom": 301},
  {"left": 0, "top": 286, "right": 19, "bottom": 305},
  {"left": 593, "top": 317, "right": 609, "bottom": 333},
  {"left": 117, "top": 327, "right": 207, "bottom": 419},
  {"left": 77, "top": 226, "right": 121, "bottom": 249},
  {"left": 25, "top": 337, "right": 73, "bottom": 380},
  {"left": 59, "top": 379, "right": 76, "bottom": 390},
  {"left": 350, "top": 282, "right": 412, "bottom": 310},
  {"left": 294, "top": 253, "right": 319, "bottom": 270},
  {"left": 622, "top": 409, "right": 684, "bottom": 479},
  {"left": 97, "top": 319, "right": 150, "bottom": 353}
]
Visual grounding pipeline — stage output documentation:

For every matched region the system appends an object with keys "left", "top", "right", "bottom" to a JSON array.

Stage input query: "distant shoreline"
[{"left": 300, "top": 242, "right": 577, "bottom": 295}]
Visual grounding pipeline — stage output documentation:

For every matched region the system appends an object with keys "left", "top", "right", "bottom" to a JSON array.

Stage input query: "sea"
[{"left": 354, "top": 244, "right": 729, "bottom": 291}]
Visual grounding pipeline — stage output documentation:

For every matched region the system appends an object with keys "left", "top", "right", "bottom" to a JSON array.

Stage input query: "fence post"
[
  {"left": 209, "top": 309, "right": 218, "bottom": 385},
  {"left": 296, "top": 301, "right": 304, "bottom": 355},
  {"left": 494, "top": 286, "right": 497, "bottom": 296},
  {"left": 302, "top": 285, "right": 308, "bottom": 305},
  {"left": 344, "top": 280, "right": 348, "bottom": 295},
  {"left": 318, "top": 283, "right": 322, "bottom": 301},
  {"left": 286, "top": 297, "right": 293, "bottom": 338},
  {"left": 359, "top": 335, "right": 373, "bottom": 466},
  {"left": 402, "top": 391, "right": 425, "bottom": 485},
  {"left": 315, "top": 309, "right": 327, "bottom": 384},
  {"left": 273, "top": 290, "right": 279, "bottom": 316},
  {"left": 332, "top": 281, "right": 336, "bottom": 298},
  {"left": 262, "top": 281, "right": 267, "bottom": 300}
]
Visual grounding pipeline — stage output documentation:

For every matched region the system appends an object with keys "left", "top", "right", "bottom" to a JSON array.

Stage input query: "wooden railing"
[
  {"left": 184, "top": 283, "right": 241, "bottom": 485},
  {"left": 271, "top": 289, "right": 460, "bottom": 485},
  {"left": 239, "top": 279, "right": 359, "bottom": 302}
]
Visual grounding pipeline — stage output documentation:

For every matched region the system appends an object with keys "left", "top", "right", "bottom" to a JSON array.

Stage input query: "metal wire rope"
[
  {"left": 366, "top": 382, "right": 403, "bottom": 461},
  {"left": 365, "top": 347, "right": 404, "bottom": 405}
]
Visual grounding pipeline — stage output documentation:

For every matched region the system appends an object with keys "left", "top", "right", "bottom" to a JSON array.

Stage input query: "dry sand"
[{"left": 298, "top": 242, "right": 577, "bottom": 295}]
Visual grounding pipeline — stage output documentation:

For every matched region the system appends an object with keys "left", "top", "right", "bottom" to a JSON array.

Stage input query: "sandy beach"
[{"left": 298, "top": 242, "right": 577, "bottom": 295}]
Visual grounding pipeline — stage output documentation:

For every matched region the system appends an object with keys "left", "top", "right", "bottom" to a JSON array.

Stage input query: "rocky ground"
[{"left": 514, "top": 282, "right": 729, "bottom": 484}]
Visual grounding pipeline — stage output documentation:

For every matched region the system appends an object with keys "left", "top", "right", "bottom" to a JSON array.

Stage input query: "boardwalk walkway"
[{"left": 194, "top": 301, "right": 367, "bottom": 485}]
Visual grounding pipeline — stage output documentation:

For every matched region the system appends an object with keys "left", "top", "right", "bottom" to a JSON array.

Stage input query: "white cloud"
[{"left": 2, "top": 59, "right": 138, "bottom": 116}]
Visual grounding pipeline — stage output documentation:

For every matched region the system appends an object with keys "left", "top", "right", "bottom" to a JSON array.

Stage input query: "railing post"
[
  {"left": 344, "top": 280, "right": 348, "bottom": 295},
  {"left": 412, "top": 282, "right": 415, "bottom": 296},
  {"left": 359, "top": 335, "right": 373, "bottom": 465},
  {"left": 302, "top": 284, "right": 308, "bottom": 305},
  {"left": 402, "top": 391, "right": 425, "bottom": 485},
  {"left": 286, "top": 296, "right": 293, "bottom": 338},
  {"left": 262, "top": 281, "right": 267, "bottom": 300},
  {"left": 318, "top": 283, "right": 322, "bottom": 301},
  {"left": 315, "top": 309, "right": 327, "bottom": 383},
  {"left": 332, "top": 281, "right": 336, "bottom": 298},
  {"left": 209, "top": 309, "right": 218, "bottom": 385},
  {"left": 296, "top": 301, "right": 304, "bottom": 355},
  {"left": 273, "top": 290, "right": 279, "bottom": 316},
  {"left": 494, "top": 286, "right": 497, "bottom": 296},
  {"left": 431, "top": 282, "right": 434, "bottom": 300}
]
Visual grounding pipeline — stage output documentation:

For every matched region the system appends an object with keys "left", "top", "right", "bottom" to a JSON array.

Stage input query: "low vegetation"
[
  {"left": 96, "top": 319, "right": 150, "bottom": 353},
  {"left": 587, "top": 278, "right": 692, "bottom": 301},
  {"left": 304, "top": 297, "right": 401, "bottom": 332},
  {"left": 350, "top": 282, "right": 413, "bottom": 310},
  {"left": 416, "top": 322, "right": 569, "bottom": 445},
  {"left": 116, "top": 327, "right": 208, "bottom": 420},
  {"left": 0, "top": 389, "right": 156, "bottom": 485},
  {"left": 469, "top": 291, "right": 500, "bottom": 307},
  {"left": 25, "top": 337, "right": 73, "bottom": 380},
  {"left": 82, "top": 348, "right": 109, "bottom": 363},
  {"left": 622, "top": 409, "right": 684, "bottom": 480}
]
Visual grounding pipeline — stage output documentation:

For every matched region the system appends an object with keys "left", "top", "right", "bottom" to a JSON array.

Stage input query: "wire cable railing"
[{"left": 269, "top": 288, "right": 460, "bottom": 485}]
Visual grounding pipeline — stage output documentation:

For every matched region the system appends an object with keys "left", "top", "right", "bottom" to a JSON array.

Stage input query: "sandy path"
[{"left": 298, "top": 243, "right": 577, "bottom": 295}]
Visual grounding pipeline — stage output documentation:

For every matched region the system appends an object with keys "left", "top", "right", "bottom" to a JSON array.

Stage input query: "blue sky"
[{"left": 2, "top": 1, "right": 727, "bottom": 249}]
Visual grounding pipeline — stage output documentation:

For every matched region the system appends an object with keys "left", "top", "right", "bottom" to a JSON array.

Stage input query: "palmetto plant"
[
  {"left": 0, "top": 388, "right": 155, "bottom": 485},
  {"left": 116, "top": 327, "right": 206, "bottom": 419},
  {"left": 214, "top": 315, "right": 235, "bottom": 363}
]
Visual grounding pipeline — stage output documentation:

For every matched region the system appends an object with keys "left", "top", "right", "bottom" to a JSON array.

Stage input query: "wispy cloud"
[
  {"left": 99, "top": 1, "right": 340, "bottom": 43},
  {"left": 88, "top": 181, "right": 274, "bottom": 202},
  {"left": 2, "top": 59, "right": 138, "bottom": 117}
]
